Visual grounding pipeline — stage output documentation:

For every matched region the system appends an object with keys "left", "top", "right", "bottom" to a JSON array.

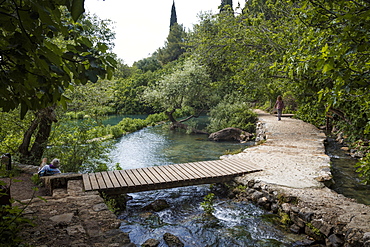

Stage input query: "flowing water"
[
  {"left": 325, "top": 138, "right": 370, "bottom": 205},
  {"left": 105, "top": 117, "right": 306, "bottom": 246},
  {"left": 104, "top": 116, "right": 370, "bottom": 246}
]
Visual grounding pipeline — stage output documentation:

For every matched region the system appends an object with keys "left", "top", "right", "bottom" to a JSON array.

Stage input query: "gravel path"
[{"left": 227, "top": 109, "right": 331, "bottom": 188}]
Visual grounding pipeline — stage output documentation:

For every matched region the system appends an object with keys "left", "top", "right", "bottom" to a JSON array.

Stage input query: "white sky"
[{"left": 85, "top": 0, "right": 245, "bottom": 65}]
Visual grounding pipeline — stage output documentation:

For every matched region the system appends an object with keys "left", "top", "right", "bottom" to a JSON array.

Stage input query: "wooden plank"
[
  {"left": 82, "top": 173, "right": 92, "bottom": 191},
  {"left": 101, "top": 171, "right": 115, "bottom": 189},
  {"left": 179, "top": 162, "right": 207, "bottom": 178},
  {"left": 112, "top": 170, "right": 129, "bottom": 187},
  {"left": 150, "top": 166, "right": 173, "bottom": 182},
  {"left": 165, "top": 164, "right": 195, "bottom": 187},
  {"left": 211, "top": 160, "right": 242, "bottom": 174},
  {"left": 173, "top": 164, "right": 200, "bottom": 179},
  {"left": 83, "top": 157, "right": 263, "bottom": 195},
  {"left": 89, "top": 173, "right": 100, "bottom": 190},
  {"left": 158, "top": 165, "right": 182, "bottom": 181},
  {"left": 134, "top": 168, "right": 156, "bottom": 185},
  {"left": 135, "top": 168, "right": 155, "bottom": 184},
  {"left": 145, "top": 166, "right": 169, "bottom": 183},
  {"left": 166, "top": 165, "right": 189, "bottom": 181},
  {"left": 177, "top": 163, "right": 204, "bottom": 179},
  {"left": 186, "top": 161, "right": 215, "bottom": 177},
  {"left": 125, "top": 169, "right": 143, "bottom": 186},
  {"left": 119, "top": 170, "right": 135, "bottom": 187},
  {"left": 215, "top": 160, "right": 242, "bottom": 174},
  {"left": 224, "top": 159, "right": 257, "bottom": 172},
  {"left": 233, "top": 159, "right": 262, "bottom": 171},
  {"left": 218, "top": 159, "right": 246, "bottom": 172},
  {"left": 106, "top": 171, "right": 121, "bottom": 188},
  {"left": 95, "top": 172, "right": 107, "bottom": 189},
  {"left": 200, "top": 161, "right": 233, "bottom": 176},
  {"left": 189, "top": 161, "right": 220, "bottom": 177},
  {"left": 204, "top": 160, "right": 235, "bottom": 176}
]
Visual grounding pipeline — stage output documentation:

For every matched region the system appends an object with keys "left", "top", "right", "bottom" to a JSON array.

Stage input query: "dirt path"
[
  {"left": 0, "top": 168, "right": 47, "bottom": 201},
  {"left": 229, "top": 109, "right": 331, "bottom": 188}
]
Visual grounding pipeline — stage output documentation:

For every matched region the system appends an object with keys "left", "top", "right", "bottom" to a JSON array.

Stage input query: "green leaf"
[
  {"left": 86, "top": 70, "right": 98, "bottom": 83},
  {"left": 71, "top": 0, "right": 85, "bottom": 21},
  {"left": 322, "top": 63, "right": 334, "bottom": 73}
]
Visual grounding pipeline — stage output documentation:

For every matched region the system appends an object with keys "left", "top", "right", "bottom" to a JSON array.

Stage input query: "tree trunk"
[
  {"left": 18, "top": 106, "right": 57, "bottom": 165},
  {"left": 165, "top": 110, "right": 208, "bottom": 135},
  {"left": 18, "top": 117, "right": 41, "bottom": 163},
  {"left": 165, "top": 110, "right": 177, "bottom": 123}
]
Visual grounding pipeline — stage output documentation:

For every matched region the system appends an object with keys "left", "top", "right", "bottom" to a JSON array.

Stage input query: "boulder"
[
  {"left": 163, "top": 232, "right": 184, "bottom": 247},
  {"left": 142, "top": 238, "right": 160, "bottom": 247},
  {"left": 208, "top": 127, "right": 252, "bottom": 142},
  {"left": 143, "top": 199, "right": 170, "bottom": 212}
]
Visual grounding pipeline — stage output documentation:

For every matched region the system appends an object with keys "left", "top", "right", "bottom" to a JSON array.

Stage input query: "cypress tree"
[
  {"left": 170, "top": 0, "right": 177, "bottom": 28},
  {"left": 220, "top": 0, "right": 233, "bottom": 12}
]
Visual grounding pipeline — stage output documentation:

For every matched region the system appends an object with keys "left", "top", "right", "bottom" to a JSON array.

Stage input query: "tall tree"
[
  {"left": 157, "top": 23, "right": 186, "bottom": 64},
  {"left": 170, "top": 1, "right": 178, "bottom": 28},
  {"left": 220, "top": 0, "right": 233, "bottom": 12}
]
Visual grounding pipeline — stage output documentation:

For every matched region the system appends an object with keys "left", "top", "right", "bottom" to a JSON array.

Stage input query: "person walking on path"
[{"left": 274, "top": 95, "right": 285, "bottom": 121}]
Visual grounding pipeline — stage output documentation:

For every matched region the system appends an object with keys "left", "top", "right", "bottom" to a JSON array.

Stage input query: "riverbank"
[{"left": 224, "top": 109, "right": 370, "bottom": 246}]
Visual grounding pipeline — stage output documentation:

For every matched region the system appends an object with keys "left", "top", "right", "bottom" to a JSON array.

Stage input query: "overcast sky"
[{"left": 85, "top": 0, "right": 245, "bottom": 65}]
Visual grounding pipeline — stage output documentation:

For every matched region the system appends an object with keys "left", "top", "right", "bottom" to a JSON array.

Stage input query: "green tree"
[
  {"left": 134, "top": 53, "right": 162, "bottom": 73},
  {"left": 157, "top": 23, "right": 187, "bottom": 64},
  {"left": 114, "top": 58, "right": 134, "bottom": 79},
  {"left": 208, "top": 102, "right": 257, "bottom": 133},
  {"left": 114, "top": 71, "right": 157, "bottom": 114},
  {"left": 189, "top": 2, "right": 292, "bottom": 105},
  {"left": 143, "top": 59, "right": 213, "bottom": 131},
  {"left": 284, "top": 0, "right": 370, "bottom": 138},
  {"left": 0, "top": 110, "right": 33, "bottom": 156},
  {"left": 64, "top": 80, "right": 116, "bottom": 119},
  {"left": 80, "top": 12, "right": 116, "bottom": 50},
  {"left": 276, "top": 0, "right": 370, "bottom": 182},
  {"left": 170, "top": 0, "right": 177, "bottom": 28},
  {"left": 220, "top": 0, "right": 233, "bottom": 12},
  {"left": 0, "top": 1, "right": 117, "bottom": 165},
  {"left": 0, "top": 0, "right": 115, "bottom": 116}
]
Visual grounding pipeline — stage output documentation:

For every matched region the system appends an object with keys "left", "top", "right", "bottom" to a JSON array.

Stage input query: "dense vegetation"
[{"left": 1, "top": 0, "right": 370, "bottom": 183}]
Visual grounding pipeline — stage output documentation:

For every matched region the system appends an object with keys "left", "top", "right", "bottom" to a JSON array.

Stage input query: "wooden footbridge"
[{"left": 82, "top": 159, "right": 262, "bottom": 195}]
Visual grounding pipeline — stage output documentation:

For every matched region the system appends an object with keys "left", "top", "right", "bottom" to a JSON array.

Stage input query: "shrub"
[
  {"left": 110, "top": 125, "right": 124, "bottom": 138},
  {"left": 117, "top": 118, "right": 147, "bottom": 133},
  {"left": 145, "top": 112, "right": 168, "bottom": 126},
  {"left": 207, "top": 102, "right": 258, "bottom": 133},
  {"left": 201, "top": 193, "right": 215, "bottom": 215}
]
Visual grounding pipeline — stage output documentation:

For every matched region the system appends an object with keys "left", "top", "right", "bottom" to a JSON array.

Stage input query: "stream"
[
  {"left": 325, "top": 138, "right": 370, "bottom": 205},
  {"left": 103, "top": 116, "right": 370, "bottom": 246}
]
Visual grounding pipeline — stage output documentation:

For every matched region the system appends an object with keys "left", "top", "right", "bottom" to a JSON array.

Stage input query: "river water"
[
  {"left": 325, "top": 138, "right": 370, "bottom": 205},
  {"left": 104, "top": 116, "right": 369, "bottom": 246}
]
